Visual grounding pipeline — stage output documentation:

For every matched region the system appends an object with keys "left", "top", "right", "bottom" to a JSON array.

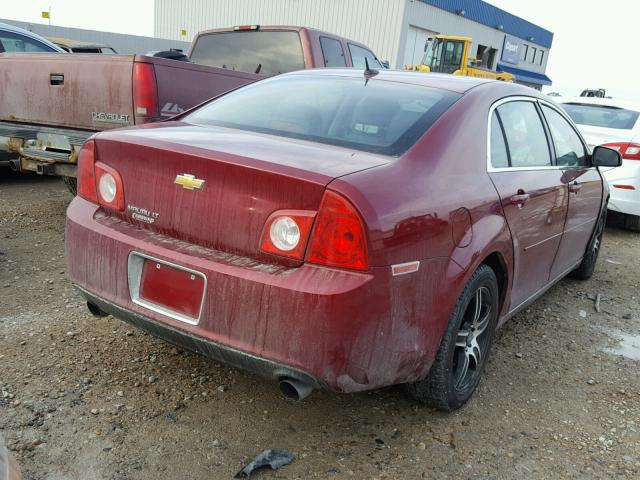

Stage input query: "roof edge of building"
[{"left": 419, "top": 0, "right": 553, "bottom": 49}]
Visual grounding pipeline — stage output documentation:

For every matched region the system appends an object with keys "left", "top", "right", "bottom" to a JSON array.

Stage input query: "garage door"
[{"left": 403, "top": 26, "right": 438, "bottom": 67}]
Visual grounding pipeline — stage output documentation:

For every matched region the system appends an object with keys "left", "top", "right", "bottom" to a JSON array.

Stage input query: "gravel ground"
[{"left": 1, "top": 169, "right": 639, "bottom": 480}]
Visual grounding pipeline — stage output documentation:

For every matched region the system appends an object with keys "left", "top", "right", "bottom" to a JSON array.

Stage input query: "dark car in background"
[{"left": 65, "top": 70, "right": 621, "bottom": 411}]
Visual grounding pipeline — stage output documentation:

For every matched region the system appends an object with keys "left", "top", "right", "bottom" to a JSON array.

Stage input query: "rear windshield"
[
  {"left": 562, "top": 103, "right": 640, "bottom": 130},
  {"left": 189, "top": 31, "right": 304, "bottom": 76},
  {"left": 185, "top": 75, "right": 461, "bottom": 156}
]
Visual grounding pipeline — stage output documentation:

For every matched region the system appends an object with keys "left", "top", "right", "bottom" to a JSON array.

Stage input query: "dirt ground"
[{"left": 1, "top": 168, "right": 639, "bottom": 480}]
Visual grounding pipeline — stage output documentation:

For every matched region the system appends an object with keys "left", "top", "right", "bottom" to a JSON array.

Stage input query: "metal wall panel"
[
  {"left": 2, "top": 18, "right": 190, "bottom": 55},
  {"left": 154, "top": 0, "right": 407, "bottom": 67}
]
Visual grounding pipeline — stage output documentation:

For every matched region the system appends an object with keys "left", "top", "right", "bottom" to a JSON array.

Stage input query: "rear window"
[
  {"left": 562, "top": 103, "right": 640, "bottom": 130},
  {"left": 189, "top": 31, "right": 304, "bottom": 76},
  {"left": 185, "top": 75, "right": 461, "bottom": 156}
]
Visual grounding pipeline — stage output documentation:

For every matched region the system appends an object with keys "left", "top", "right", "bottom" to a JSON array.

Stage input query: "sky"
[{"left": 2, "top": 0, "right": 639, "bottom": 102}]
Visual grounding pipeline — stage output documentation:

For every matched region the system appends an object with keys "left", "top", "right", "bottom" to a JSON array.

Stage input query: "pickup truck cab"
[{"left": 0, "top": 25, "right": 383, "bottom": 193}]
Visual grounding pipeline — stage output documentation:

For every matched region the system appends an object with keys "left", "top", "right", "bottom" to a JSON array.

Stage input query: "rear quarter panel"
[
  {"left": 0, "top": 53, "right": 135, "bottom": 130},
  {"left": 329, "top": 83, "right": 521, "bottom": 375}
]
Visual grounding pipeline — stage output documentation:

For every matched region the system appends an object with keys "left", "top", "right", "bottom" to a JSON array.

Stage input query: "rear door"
[
  {"left": 488, "top": 98, "right": 568, "bottom": 311},
  {"left": 540, "top": 103, "right": 603, "bottom": 277}
]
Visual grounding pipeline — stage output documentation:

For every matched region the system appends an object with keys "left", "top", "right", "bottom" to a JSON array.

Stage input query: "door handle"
[
  {"left": 50, "top": 73, "right": 64, "bottom": 86},
  {"left": 569, "top": 182, "right": 582, "bottom": 193},
  {"left": 510, "top": 191, "right": 530, "bottom": 207}
]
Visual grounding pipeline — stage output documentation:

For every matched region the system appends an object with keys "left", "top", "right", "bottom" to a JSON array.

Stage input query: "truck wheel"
[
  {"left": 62, "top": 177, "right": 77, "bottom": 196},
  {"left": 624, "top": 214, "right": 640, "bottom": 233},
  {"left": 404, "top": 264, "right": 499, "bottom": 411},
  {"left": 569, "top": 210, "right": 606, "bottom": 280}
]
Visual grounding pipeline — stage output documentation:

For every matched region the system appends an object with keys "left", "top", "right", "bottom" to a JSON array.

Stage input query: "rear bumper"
[
  {"left": 76, "top": 285, "right": 322, "bottom": 388},
  {"left": 605, "top": 163, "right": 640, "bottom": 216},
  {"left": 66, "top": 197, "right": 451, "bottom": 392},
  {"left": 0, "top": 121, "right": 91, "bottom": 177}
]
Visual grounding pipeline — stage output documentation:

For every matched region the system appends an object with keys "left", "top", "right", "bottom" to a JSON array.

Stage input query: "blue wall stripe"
[{"left": 419, "top": 0, "right": 553, "bottom": 49}]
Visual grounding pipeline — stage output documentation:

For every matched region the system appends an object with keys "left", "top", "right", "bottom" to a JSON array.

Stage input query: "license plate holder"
[{"left": 128, "top": 253, "right": 206, "bottom": 325}]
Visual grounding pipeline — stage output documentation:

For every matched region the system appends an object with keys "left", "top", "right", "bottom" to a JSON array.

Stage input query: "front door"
[
  {"left": 540, "top": 104, "right": 604, "bottom": 277},
  {"left": 488, "top": 100, "right": 568, "bottom": 311}
]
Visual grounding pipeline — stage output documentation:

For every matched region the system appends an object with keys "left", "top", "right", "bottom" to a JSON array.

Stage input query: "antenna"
[{"left": 364, "top": 57, "right": 379, "bottom": 81}]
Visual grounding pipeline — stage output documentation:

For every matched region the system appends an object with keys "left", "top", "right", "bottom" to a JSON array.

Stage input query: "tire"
[
  {"left": 569, "top": 209, "right": 606, "bottom": 280},
  {"left": 624, "top": 214, "right": 640, "bottom": 233},
  {"left": 404, "top": 264, "right": 499, "bottom": 411},
  {"left": 62, "top": 176, "right": 77, "bottom": 196}
]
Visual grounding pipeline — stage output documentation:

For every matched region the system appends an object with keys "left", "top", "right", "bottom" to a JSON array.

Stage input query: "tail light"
[
  {"left": 307, "top": 191, "right": 369, "bottom": 271},
  {"left": 77, "top": 140, "right": 125, "bottom": 211},
  {"left": 601, "top": 142, "right": 640, "bottom": 160},
  {"left": 95, "top": 162, "right": 125, "bottom": 211},
  {"left": 133, "top": 62, "right": 158, "bottom": 119},
  {"left": 260, "top": 211, "right": 315, "bottom": 260},
  {"left": 77, "top": 140, "right": 98, "bottom": 203}
]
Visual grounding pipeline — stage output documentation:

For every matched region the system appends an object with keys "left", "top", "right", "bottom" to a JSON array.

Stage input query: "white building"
[{"left": 155, "top": 0, "right": 553, "bottom": 89}]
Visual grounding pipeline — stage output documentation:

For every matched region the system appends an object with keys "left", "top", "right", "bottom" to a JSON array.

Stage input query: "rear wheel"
[
  {"left": 624, "top": 214, "right": 640, "bottom": 233},
  {"left": 569, "top": 209, "right": 606, "bottom": 280},
  {"left": 404, "top": 264, "right": 499, "bottom": 411},
  {"left": 62, "top": 176, "right": 77, "bottom": 196}
]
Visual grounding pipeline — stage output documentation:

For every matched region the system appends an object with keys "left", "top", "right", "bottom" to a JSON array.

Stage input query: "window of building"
[
  {"left": 496, "top": 101, "right": 552, "bottom": 168},
  {"left": 520, "top": 44, "right": 529, "bottom": 62},
  {"left": 319, "top": 36, "right": 346, "bottom": 67},
  {"left": 529, "top": 46, "right": 537, "bottom": 63},
  {"left": 538, "top": 50, "right": 545, "bottom": 65},
  {"left": 541, "top": 105, "right": 588, "bottom": 167},
  {"left": 476, "top": 44, "right": 497, "bottom": 69}
]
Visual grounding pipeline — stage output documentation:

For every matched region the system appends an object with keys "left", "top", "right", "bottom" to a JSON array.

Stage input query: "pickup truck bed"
[{"left": 0, "top": 54, "right": 260, "bottom": 178}]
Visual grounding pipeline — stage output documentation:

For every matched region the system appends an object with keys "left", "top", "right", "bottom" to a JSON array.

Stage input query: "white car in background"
[{"left": 558, "top": 97, "right": 640, "bottom": 232}]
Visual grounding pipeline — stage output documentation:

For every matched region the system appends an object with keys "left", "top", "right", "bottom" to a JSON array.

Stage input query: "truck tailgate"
[
  {"left": 0, "top": 53, "right": 136, "bottom": 131},
  {"left": 149, "top": 56, "right": 262, "bottom": 118}
]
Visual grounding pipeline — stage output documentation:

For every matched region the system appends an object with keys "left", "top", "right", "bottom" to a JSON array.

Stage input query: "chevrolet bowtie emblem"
[{"left": 174, "top": 173, "right": 205, "bottom": 190}]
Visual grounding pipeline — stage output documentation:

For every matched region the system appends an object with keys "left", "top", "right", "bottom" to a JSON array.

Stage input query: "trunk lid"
[{"left": 95, "top": 122, "right": 388, "bottom": 263}]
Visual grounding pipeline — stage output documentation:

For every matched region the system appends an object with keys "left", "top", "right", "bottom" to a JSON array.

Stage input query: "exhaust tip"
[
  {"left": 279, "top": 378, "right": 313, "bottom": 401},
  {"left": 87, "top": 302, "right": 109, "bottom": 318}
]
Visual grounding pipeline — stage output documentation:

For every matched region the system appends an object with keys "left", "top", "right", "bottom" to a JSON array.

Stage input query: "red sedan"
[{"left": 66, "top": 69, "right": 621, "bottom": 410}]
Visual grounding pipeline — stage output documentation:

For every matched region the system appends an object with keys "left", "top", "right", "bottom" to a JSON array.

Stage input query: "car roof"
[
  {"left": 47, "top": 36, "right": 111, "bottom": 49},
  {"left": 0, "top": 21, "right": 64, "bottom": 52},
  {"left": 557, "top": 96, "right": 640, "bottom": 112},
  {"left": 284, "top": 68, "right": 497, "bottom": 94}
]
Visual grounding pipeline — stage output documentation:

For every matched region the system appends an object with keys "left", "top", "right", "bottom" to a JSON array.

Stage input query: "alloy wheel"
[{"left": 453, "top": 286, "right": 493, "bottom": 392}]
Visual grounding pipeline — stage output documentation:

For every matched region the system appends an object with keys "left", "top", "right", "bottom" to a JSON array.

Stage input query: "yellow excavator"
[{"left": 408, "top": 35, "right": 514, "bottom": 82}]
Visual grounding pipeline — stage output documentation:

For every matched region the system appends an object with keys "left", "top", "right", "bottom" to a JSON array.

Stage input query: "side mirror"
[
  {"left": 592, "top": 145, "right": 623, "bottom": 167},
  {"left": 381, "top": 60, "right": 390, "bottom": 69}
]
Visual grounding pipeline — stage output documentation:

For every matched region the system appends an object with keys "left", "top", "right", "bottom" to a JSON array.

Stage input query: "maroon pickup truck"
[{"left": 0, "top": 25, "right": 384, "bottom": 193}]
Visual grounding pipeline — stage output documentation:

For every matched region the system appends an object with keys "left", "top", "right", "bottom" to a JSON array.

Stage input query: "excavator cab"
[{"left": 419, "top": 36, "right": 468, "bottom": 74}]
